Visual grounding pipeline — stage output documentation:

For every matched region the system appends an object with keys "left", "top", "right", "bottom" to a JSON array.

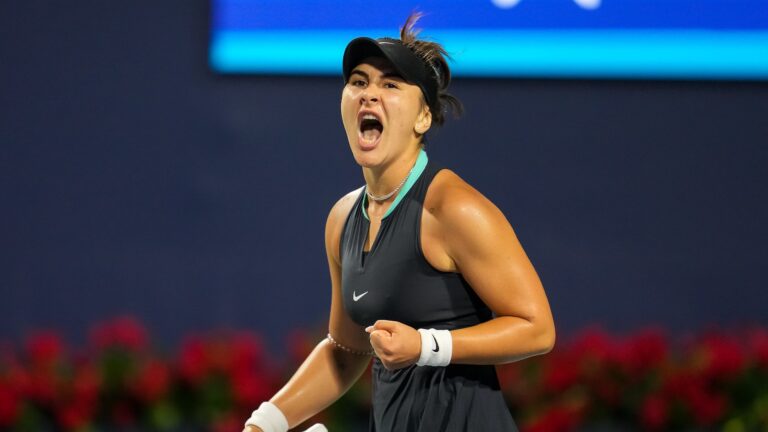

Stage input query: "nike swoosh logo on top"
[
  {"left": 432, "top": 335, "right": 440, "bottom": 352},
  {"left": 352, "top": 291, "right": 368, "bottom": 302}
]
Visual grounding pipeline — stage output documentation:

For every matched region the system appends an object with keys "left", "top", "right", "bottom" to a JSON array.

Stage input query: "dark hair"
[{"left": 397, "top": 12, "right": 463, "bottom": 127}]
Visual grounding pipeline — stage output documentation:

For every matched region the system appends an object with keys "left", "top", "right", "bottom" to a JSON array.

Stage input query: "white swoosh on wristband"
[{"left": 352, "top": 291, "right": 368, "bottom": 301}]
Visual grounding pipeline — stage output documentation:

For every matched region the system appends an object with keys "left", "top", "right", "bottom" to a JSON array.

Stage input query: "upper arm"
[
  {"left": 325, "top": 189, "right": 371, "bottom": 351},
  {"left": 436, "top": 177, "right": 553, "bottom": 328}
]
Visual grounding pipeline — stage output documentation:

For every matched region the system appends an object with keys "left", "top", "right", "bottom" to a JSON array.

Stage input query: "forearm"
[
  {"left": 450, "top": 316, "right": 555, "bottom": 365},
  {"left": 268, "top": 338, "right": 371, "bottom": 428}
]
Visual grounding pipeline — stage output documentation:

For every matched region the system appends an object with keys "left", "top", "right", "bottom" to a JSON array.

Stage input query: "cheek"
[
  {"left": 340, "top": 90, "right": 358, "bottom": 129},
  {"left": 341, "top": 87, "right": 360, "bottom": 108},
  {"left": 340, "top": 89, "right": 352, "bottom": 111},
  {"left": 386, "top": 96, "right": 420, "bottom": 131}
]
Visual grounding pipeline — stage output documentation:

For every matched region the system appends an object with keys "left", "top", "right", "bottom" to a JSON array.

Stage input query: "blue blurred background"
[
  {"left": 211, "top": 0, "right": 768, "bottom": 78},
  {"left": 2, "top": 0, "right": 768, "bottom": 356}
]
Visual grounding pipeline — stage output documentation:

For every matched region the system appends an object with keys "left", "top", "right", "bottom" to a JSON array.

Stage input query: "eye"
[
  {"left": 350, "top": 79, "right": 367, "bottom": 87},
  {"left": 384, "top": 82, "right": 399, "bottom": 89}
]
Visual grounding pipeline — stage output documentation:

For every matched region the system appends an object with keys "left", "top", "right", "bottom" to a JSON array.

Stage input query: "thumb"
[
  {"left": 368, "top": 329, "right": 390, "bottom": 344},
  {"left": 371, "top": 320, "right": 401, "bottom": 334}
]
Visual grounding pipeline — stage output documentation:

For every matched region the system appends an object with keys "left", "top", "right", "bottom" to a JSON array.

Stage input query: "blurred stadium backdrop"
[{"left": 1, "top": 1, "right": 767, "bottom": 430}]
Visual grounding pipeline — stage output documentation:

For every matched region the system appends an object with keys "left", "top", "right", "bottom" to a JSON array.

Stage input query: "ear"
[{"left": 414, "top": 105, "right": 433, "bottom": 135}]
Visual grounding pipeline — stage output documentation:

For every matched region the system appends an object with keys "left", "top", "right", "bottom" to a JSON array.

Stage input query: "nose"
[{"left": 360, "top": 88, "right": 379, "bottom": 105}]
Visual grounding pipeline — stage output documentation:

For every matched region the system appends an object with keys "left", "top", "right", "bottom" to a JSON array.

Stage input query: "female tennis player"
[{"left": 243, "top": 13, "right": 555, "bottom": 432}]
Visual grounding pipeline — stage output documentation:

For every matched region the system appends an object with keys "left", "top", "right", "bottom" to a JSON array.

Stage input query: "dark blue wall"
[{"left": 2, "top": 1, "right": 767, "bottom": 351}]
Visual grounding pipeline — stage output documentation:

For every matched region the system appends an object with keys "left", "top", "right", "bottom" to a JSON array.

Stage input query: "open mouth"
[{"left": 359, "top": 114, "right": 383, "bottom": 146}]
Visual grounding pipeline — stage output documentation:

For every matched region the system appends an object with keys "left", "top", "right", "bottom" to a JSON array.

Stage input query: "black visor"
[{"left": 342, "top": 37, "right": 438, "bottom": 110}]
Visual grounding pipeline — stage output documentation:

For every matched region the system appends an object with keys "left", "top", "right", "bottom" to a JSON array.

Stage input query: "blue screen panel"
[{"left": 210, "top": 0, "right": 768, "bottom": 79}]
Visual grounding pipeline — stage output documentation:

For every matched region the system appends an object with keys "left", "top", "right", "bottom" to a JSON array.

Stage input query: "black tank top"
[
  {"left": 340, "top": 156, "right": 492, "bottom": 330},
  {"left": 339, "top": 152, "right": 518, "bottom": 431}
]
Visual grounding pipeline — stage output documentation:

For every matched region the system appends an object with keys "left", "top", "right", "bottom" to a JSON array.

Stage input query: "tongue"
[{"left": 362, "top": 128, "right": 381, "bottom": 141}]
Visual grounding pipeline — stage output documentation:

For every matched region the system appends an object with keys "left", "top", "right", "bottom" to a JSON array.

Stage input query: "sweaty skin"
[
  {"left": 243, "top": 59, "right": 554, "bottom": 431},
  {"left": 367, "top": 168, "right": 555, "bottom": 369}
]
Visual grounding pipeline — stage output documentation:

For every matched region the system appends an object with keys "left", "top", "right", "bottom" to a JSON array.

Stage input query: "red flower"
[
  {"left": 686, "top": 389, "right": 727, "bottom": 426},
  {"left": 524, "top": 405, "right": 581, "bottom": 432},
  {"left": 230, "top": 368, "right": 270, "bottom": 407},
  {"left": 231, "top": 332, "right": 264, "bottom": 373},
  {"left": 56, "top": 400, "right": 94, "bottom": 431},
  {"left": 0, "top": 381, "right": 20, "bottom": 427},
  {"left": 4, "top": 365, "right": 31, "bottom": 399},
  {"left": 640, "top": 393, "right": 668, "bottom": 430},
  {"left": 25, "top": 331, "right": 65, "bottom": 366},
  {"left": 748, "top": 328, "right": 768, "bottom": 369},
  {"left": 662, "top": 372, "right": 702, "bottom": 400},
  {"left": 132, "top": 359, "right": 171, "bottom": 403},
  {"left": 89, "top": 316, "right": 148, "bottom": 352},
  {"left": 570, "top": 328, "right": 615, "bottom": 364},
  {"left": 72, "top": 363, "right": 101, "bottom": 404},
  {"left": 179, "top": 336, "right": 209, "bottom": 385},
  {"left": 615, "top": 328, "right": 668, "bottom": 375},
  {"left": 111, "top": 316, "right": 148, "bottom": 350},
  {"left": 27, "top": 368, "right": 59, "bottom": 405},
  {"left": 697, "top": 333, "right": 745, "bottom": 381},
  {"left": 542, "top": 353, "right": 580, "bottom": 393},
  {"left": 211, "top": 412, "right": 242, "bottom": 432},
  {"left": 662, "top": 372, "right": 727, "bottom": 426}
]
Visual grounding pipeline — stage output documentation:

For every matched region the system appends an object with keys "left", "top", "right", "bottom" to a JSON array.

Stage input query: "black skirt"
[{"left": 369, "top": 358, "right": 519, "bottom": 432}]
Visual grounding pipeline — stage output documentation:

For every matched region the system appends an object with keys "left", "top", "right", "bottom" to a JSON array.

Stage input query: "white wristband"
[
  {"left": 244, "top": 402, "right": 289, "bottom": 432},
  {"left": 416, "top": 328, "right": 452, "bottom": 367}
]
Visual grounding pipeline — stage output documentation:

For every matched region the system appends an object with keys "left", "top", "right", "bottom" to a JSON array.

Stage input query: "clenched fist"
[{"left": 365, "top": 320, "right": 421, "bottom": 370}]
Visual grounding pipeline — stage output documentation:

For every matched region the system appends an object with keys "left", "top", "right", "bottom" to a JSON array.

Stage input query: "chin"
[
  {"left": 348, "top": 139, "right": 387, "bottom": 169},
  {"left": 351, "top": 149, "right": 384, "bottom": 169}
]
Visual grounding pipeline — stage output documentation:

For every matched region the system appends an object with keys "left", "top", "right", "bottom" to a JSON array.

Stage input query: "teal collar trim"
[{"left": 362, "top": 149, "right": 428, "bottom": 221}]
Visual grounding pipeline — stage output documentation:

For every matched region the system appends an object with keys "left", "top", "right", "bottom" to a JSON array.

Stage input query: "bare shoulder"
[
  {"left": 426, "top": 169, "right": 507, "bottom": 228},
  {"left": 327, "top": 187, "right": 363, "bottom": 226},
  {"left": 425, "top": 169, "right": 516, "bottom": 265},
  {"left": 325, "top": 187, "right": 364, "bottom": 262}
]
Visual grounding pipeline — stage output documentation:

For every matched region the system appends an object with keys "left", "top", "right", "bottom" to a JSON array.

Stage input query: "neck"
[{"left": 363, "top": 145, "right": 422, "bottom": 202}]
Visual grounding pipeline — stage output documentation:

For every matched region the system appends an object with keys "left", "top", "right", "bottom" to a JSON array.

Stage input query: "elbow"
[
  {"left": 539, "top": 320, "right": 556, "bottom": 355},
  {"left": 538, "top": 326, "right": 556, "bottom": 355},
  {"left": 495, "top": 317, "right": 555, "bottom": 365},
  {"left": 529, "top": 318, "right": 556, "bottom": 356}
]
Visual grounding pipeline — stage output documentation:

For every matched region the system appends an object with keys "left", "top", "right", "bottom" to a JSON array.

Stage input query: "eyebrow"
[{"left": 349, "top": 68, "right": 405, "bottom": 81}]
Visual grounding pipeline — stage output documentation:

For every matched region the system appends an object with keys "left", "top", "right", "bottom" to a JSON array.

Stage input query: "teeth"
[{"left": 362, "top": 114, "right": 378, "bottom": 121}]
